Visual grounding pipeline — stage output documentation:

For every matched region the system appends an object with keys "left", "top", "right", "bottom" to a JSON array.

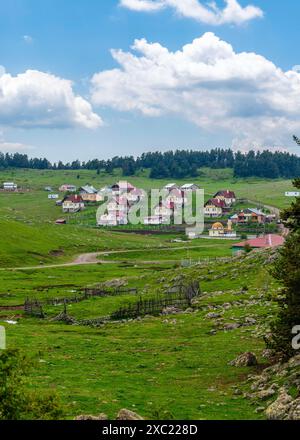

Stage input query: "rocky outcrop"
[
  {"left": 230, "top": 352, "right": 258, "bottom": 367},
  {"left": 247, "top": 354, "right": 300, "bottom": 420}
]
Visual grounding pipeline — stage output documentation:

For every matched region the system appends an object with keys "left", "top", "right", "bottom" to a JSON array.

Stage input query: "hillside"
[{"left": 1, "top": 244, "right": 290, "bottom": 420}]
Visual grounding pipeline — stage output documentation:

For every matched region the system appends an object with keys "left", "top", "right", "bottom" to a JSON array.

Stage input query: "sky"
[{"left": 1, "top": 0, "right": 300, "bottom": 162}]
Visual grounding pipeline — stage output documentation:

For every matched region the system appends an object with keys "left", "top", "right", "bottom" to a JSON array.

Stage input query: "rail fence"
[
  {"left": 24, "top": 298, "right": 45, "bottom": 318},
  {"left": 110, "top": 281, "right": 200, "bottom": 321}
]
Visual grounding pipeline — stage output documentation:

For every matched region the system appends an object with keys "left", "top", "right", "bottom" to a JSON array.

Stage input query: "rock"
[
  {"left": 256, "top": 388, "right": 276, "bottom": 400},
  {"left": 161, "top": 306, "right": 181, "bottom": 315},
  {"left": 288, "top": 398, "right": 300, "bottom": 420},
  {"left": 116, "top": 409, "right": 144, "bottom": 420},
  {"left": 206, "top": 312, "right": 221, "bottom": 319},
  {"left": 224, "top": 323, "right": 241, "bottom": 331},
  {"left": 261, "top": 349, "right": 275, "bottom": 360},
  {"left": 244, "top": 317, "right": 257, "bottom": 325},
  {"left": 75, "top": 413, "right": 108, "bottom": 420},
  {"left": 230, "top": 352, "right": 258, "bottom": 367},
  {"left": 265, "top": 389, "right": 293, "bottom": 420}
]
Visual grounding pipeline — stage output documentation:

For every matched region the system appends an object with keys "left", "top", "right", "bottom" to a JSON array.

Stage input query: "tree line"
[{"left": 1, "top": 148, "right": 300, "bottom": 179}]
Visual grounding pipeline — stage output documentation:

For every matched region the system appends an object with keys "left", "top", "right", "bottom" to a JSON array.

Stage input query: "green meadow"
[{"left": 0, "top": 167, "right": 290, "bottom": 419}]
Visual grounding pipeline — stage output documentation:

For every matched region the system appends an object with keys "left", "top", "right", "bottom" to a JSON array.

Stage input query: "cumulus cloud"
[
  {"left": 0, "top": 68, "right": 103, "bottom": 129},
  {"left": 119, "top": 0, "right": 263, "bottom": 25},
  {"left": 91, "top": 32, "right": 300, "bottom": 148}
]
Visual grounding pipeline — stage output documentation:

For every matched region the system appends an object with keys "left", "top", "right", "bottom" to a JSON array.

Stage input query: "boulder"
[
  {"left": 230, "top": 352, "right": 258, "bottom": 367},
  {"left": 116, "top": 409, "right": 144, "bottom": 420},
  {"left": 265, "top": 389, "right": 293, "bottom": 420}
]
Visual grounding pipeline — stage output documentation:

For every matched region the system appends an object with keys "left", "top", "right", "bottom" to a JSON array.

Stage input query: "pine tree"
[{"left": 267, "top": 137, "right": 300, "bottom": 358}]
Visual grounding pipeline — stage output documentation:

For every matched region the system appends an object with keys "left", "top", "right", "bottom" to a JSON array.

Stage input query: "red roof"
[
  {"left": 215, "top": 190, "right": 236, "bottom": 199},
  {"left": 64, "top": 195, "right": 83, "bottom": 203},
  {"left": 233, "top": 234, "right": 285, "bottom": 249},
  {"left": 206, "top": 198, "right": 226, "bottom": 208}
]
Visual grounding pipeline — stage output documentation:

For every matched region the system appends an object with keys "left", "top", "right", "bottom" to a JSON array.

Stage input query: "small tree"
[
  {"left": 267, "top": 136, "right": 300, "bottom": 358},
  {"left": 0, "top": 349, "right": 64, "bottom": 420}
]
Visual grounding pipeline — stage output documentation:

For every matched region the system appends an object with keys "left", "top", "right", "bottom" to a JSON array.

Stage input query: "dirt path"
[{"left": 0, "top": 244, "right": 225, "bottom": 271}]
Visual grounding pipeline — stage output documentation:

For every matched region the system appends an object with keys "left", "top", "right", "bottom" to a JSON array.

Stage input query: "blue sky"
[{"left": 1, "top": 0, "right": 300, "bottom": 161}]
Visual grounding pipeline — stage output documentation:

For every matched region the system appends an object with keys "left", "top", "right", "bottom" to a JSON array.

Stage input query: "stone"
[
  {"left": 224, "top": 323, "right": 241, "bottom": 331},
  {"left": 288, "top": 398, "right": 300, "bottom": 420},
  {"left": 230, "top": 352, "right": 258, "bottom": 367},
  {"left": 116, "top": 409, "right": 144, "bottom": 420},
  {"left": 206, "top": 312, "right": 221, "bottom": 319},
  {"left": 265, "top": 389, "right": 293, "bottom": 420},
  {"left": 75, "top": 413, "right": 108, "bottom": 420},
  {"left": 256, "top": 388, "right": 276, "bottom": 400}
]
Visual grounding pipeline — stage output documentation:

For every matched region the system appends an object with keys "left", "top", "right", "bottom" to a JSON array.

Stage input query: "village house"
[
  {"left": 209, "top": 220, "right": 237, "bottom": 238},
  {"left": 107, "top": 196, "right": 130, "bottom": 214},
  {"left": 3, "top": 182, "right": 17, "bottom": 191},
  {"left": 111, "top": 181, "right": 136, "bottom": 196},
  {"left": 164, "top": 183, "right": 179, "bottom": 192},
  {"left": 125, "top": 188, "right": 145, "bottom": 203},
  {"left": 232, "top": 234, "right": 285, "bottom": 253},
  {"left": 154, "top": 201, "right": 174, "bottom": 218},
  {"left": 59, "top": 184, "right": 77, "bottom": 193},
  {"left": 181, "top": 183, "right": 199, "bottom": 192},
  {"left": 62, "top": 194, "right": 85, "bottom": 213},
  {"left": 166, "top": 188, "right": 187, "bottom": 207},
  {"left": 98, "top": 212, "right": 128, "bottom": 226},
  {"left": 214, "top": 190, "right": 236, "bottom": 206},
  {"left": 231, "top": 208, "right": 267, "bottom": 225},
  {"left": 144, "top": 215, "right": 169, "bottom": 226},
  {"left": 79, "top": 185, "right": 102, "bottom": 203},
  {"left": 204, "top": 198, "right": 226, "bottom": 218}
]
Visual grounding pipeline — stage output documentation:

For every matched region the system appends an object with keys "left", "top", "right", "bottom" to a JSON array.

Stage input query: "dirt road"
[{"left": 0, "top": 244, "right": 221, "bottom": 271}]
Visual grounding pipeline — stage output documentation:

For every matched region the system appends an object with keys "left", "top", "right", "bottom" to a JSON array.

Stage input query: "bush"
[{"left": 0, "top": 349, "right": 64, "bottom": 420}]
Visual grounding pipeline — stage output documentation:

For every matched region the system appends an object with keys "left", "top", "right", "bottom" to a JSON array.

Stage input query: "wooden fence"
[
  {"left": 110, "top": 281, "right": 200, "bottom": 321},
  {"left": 24, "top": 298, "right": 45, "bottom": 318}
]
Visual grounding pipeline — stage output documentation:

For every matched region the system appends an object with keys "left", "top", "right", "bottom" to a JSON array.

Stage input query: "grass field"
[
  {"left": 1, "top": 250, "right": 278, "bottom": 420},
  {"left": 0, "top": 167, "right": 289, "bottom": 419}
]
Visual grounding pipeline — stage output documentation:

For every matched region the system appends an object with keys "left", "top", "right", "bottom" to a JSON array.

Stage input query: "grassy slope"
[
  {"left": 1, "top": 250, "right": 279, "bottom": 419},
  {"left": 0, "top": 168, "right": 287, "bottom": 419}
]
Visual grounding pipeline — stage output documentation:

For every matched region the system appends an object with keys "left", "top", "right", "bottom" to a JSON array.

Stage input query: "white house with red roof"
[
  {"left": 62, "top": 194, "right": 85, "bottom": 213},
  {"left": 204, "top": 198, "right": 226, "bottom": 217},
  {"left": 214, "top": 190, "right": 236, "bottom": 206}
]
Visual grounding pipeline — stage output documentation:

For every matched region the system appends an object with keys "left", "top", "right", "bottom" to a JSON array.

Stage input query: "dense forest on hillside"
[{"left": 1, "top": 148, "right": 300, "bottom": 179}]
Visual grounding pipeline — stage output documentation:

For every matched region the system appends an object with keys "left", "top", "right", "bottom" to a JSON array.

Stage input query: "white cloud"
[
  {"left": 0, "top": 132, "right": 34, "bottom": 153},
  {"left": 91, "top": 32, "right": 300, "bottom": 148},
  {"left": 120, "top": 0, "right": 263, "bottom": 25},
  {"left": 120, "top": 0, "right": 164, "bottom": 12},
  {"left": 0, "top": 68, "right": 103, "bottom": 129},
  {"left": 23, "top": 35, "right": 34, "bottom": 44}
]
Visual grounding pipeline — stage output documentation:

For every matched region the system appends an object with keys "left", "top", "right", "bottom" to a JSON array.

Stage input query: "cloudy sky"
[{"left": 1, "top": 0, "right": 300, "bottom": 161}]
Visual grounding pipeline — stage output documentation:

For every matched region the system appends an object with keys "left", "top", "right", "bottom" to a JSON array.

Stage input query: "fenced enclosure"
[
  {"left": 23, "top": 281, "right": 201, "bottom": 325},
  {"left": 110, "top": 281, "right": 200, "bottom": 321},
  {"left": 24, "top": 298, "right": 45, "bottom": 318}
]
